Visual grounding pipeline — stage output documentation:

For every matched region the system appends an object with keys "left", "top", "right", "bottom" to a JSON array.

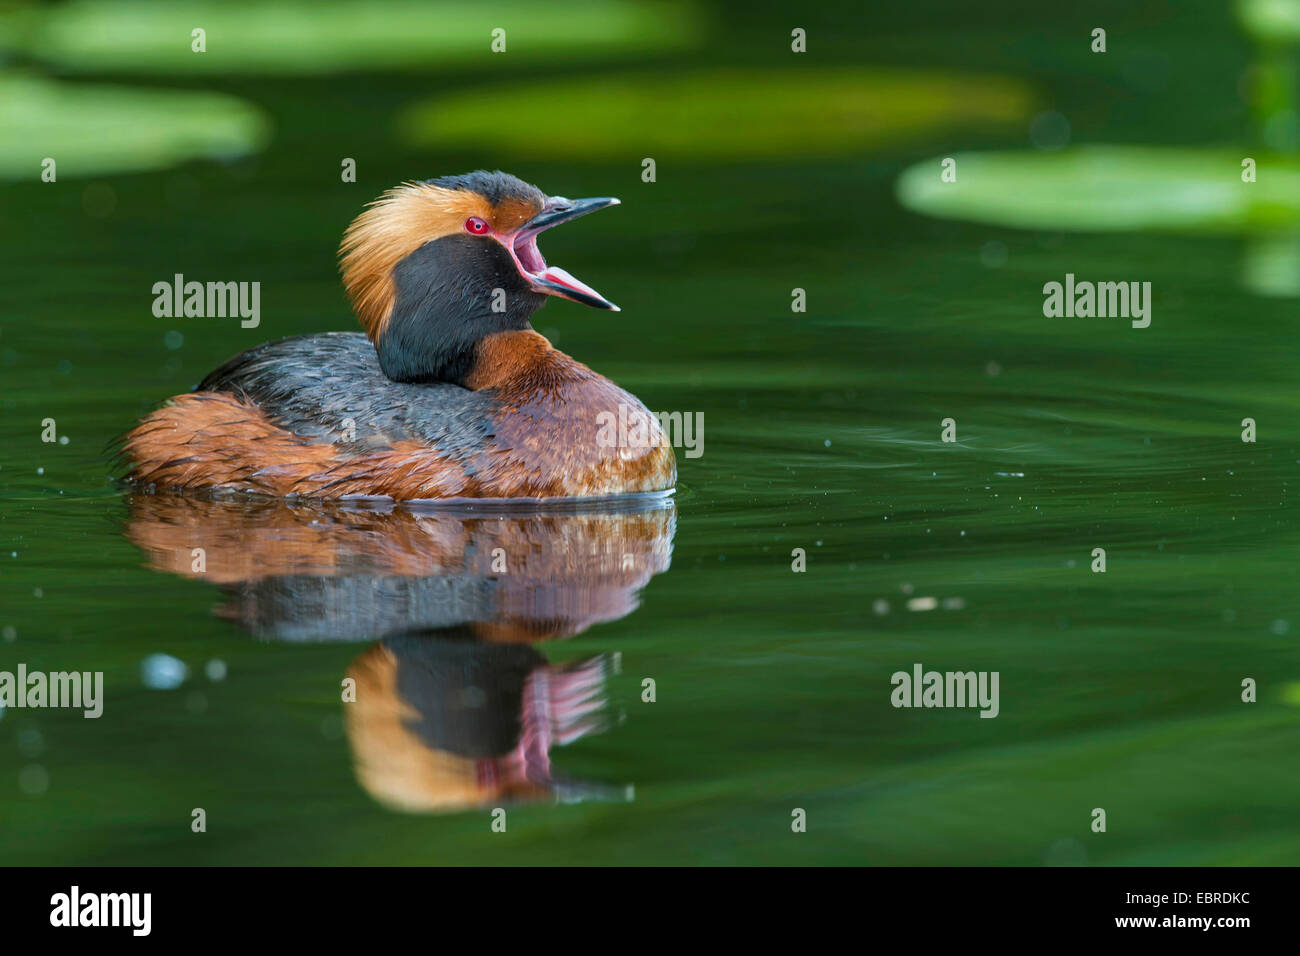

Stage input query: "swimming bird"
[{"left": 123, "top": 171, "right": 676, "bottom": 501}]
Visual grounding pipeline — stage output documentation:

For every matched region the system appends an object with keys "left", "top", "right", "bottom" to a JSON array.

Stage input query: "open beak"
[{"left": 501, "top": 197, "right": 621, "bottom": 311}]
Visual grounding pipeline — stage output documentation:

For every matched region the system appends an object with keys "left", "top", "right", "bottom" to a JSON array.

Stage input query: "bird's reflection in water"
[{"left": 125, "top": 493, "right": 675, "bottom": 812}]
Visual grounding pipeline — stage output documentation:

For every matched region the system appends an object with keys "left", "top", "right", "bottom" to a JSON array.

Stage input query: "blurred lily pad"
[
  {"left": 1238, "top": 0, "right": 1300, "bottom": 42},
  {"left": 0, "top": 73, "right": 269, "bottom": 180},
  {"left": 1242, "top": 233, "right": 1300, "bottom": 296},
  {"left": 398, "top": 68, "right": 1036, "bottom": 161},
  {"left": 896, "top": 146, "right": 1300, "bottom": 234},
  {"left": 0, "top": 0, "right": 698, "bottom": 74}
]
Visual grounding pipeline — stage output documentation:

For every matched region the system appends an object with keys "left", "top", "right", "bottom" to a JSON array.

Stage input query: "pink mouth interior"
[
  {"left": 510, "top": 231, "right": 607, "bottom": 303},
  {"left": 513, "top": 232, "right": 547, "bottom": 274}
]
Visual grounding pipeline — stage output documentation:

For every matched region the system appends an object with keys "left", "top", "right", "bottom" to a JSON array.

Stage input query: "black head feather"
[
  {"left": 376, "top": 171, "right": 552, "bottom": 385},
  {"left": 423, "top": 170, "right": 545, "bottom": 208}
]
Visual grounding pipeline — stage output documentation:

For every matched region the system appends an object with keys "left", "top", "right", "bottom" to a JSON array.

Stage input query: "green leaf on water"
[
  {"left": 0, "top": 72, "right": 269, "bottom": 180},
  {"left": 0, "top": 0, "right": 700, "bottom": 74},
  {"left": 398, "top": 68, "right": 1037, "bottom": 162},
  {"left": 896, "top": 146, "right": 1300, "bottom": 234},
  {"left": 1238, "top": 0, "right": 1300, "bottom": 43}
]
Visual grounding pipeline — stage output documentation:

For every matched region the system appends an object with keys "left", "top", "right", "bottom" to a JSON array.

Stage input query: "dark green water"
[{"left": 2, "top": 1, "right": 1298, "bottom": 864}]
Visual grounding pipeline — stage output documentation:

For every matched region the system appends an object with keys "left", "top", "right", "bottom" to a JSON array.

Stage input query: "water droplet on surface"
[
  {"left": 18, "top": 764, "right": 49, "bottom": 796},
  {"left": 141, "top": 654, "right": 187, "bottom": 690}
]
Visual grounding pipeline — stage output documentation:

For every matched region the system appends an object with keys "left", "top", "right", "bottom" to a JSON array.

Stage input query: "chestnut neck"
[{"left": 463, "top": 330, "right": 560, "bottom": 391}]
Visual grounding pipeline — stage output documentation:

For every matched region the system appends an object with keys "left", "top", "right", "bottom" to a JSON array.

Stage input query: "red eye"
[{"left": 465, "top": 217, "right": 490, "bottom": 235}]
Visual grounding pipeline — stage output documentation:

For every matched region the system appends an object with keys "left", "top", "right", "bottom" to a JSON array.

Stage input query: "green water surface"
[{"left": 1, "top": 0, "right": 1298, "bottom": 865}]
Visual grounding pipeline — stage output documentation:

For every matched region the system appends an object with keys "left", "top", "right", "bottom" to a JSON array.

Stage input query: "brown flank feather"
[{"left": 123, "top": 333, "right": 675, "bottom": 500}]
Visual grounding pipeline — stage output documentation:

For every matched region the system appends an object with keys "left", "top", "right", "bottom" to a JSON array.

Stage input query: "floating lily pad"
[
  {"left": 0, "top": 73, "right": 269, "bottom": 180},
  {"left": 398, "top": 68, "right": 1036, "bottom": 161},
  {"left": 1242, "top": 233, "right": 1300, "bottom": 296},
  {"left": 896, "top": 146, "right": 1300, "bottom": 234},
  {"left": 1238, "top": 0, "right": 1300, "bottom": 43},
  {"left": 0, "top": 0, "right": 698, "bottom": 74}
]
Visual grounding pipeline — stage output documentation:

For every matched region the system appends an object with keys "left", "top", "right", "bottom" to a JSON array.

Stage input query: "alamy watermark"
[
  {"left": 596, "top": 404, "right": 703, "bottom": 458},
  {"left": 152, "top": 273, "right": 260, "bottom": 328},
  {"left": 890, "top": 663, "right": 999, "bottom": 718},
  {"left": 50, "top": 886, "right": 150, "bottom": 936},
  {"left": 1042, "top": 273, "right": 1151, "bottom": 328},
  {"left": 0, "top": 665, "right": 103, "bottom": 718}
]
